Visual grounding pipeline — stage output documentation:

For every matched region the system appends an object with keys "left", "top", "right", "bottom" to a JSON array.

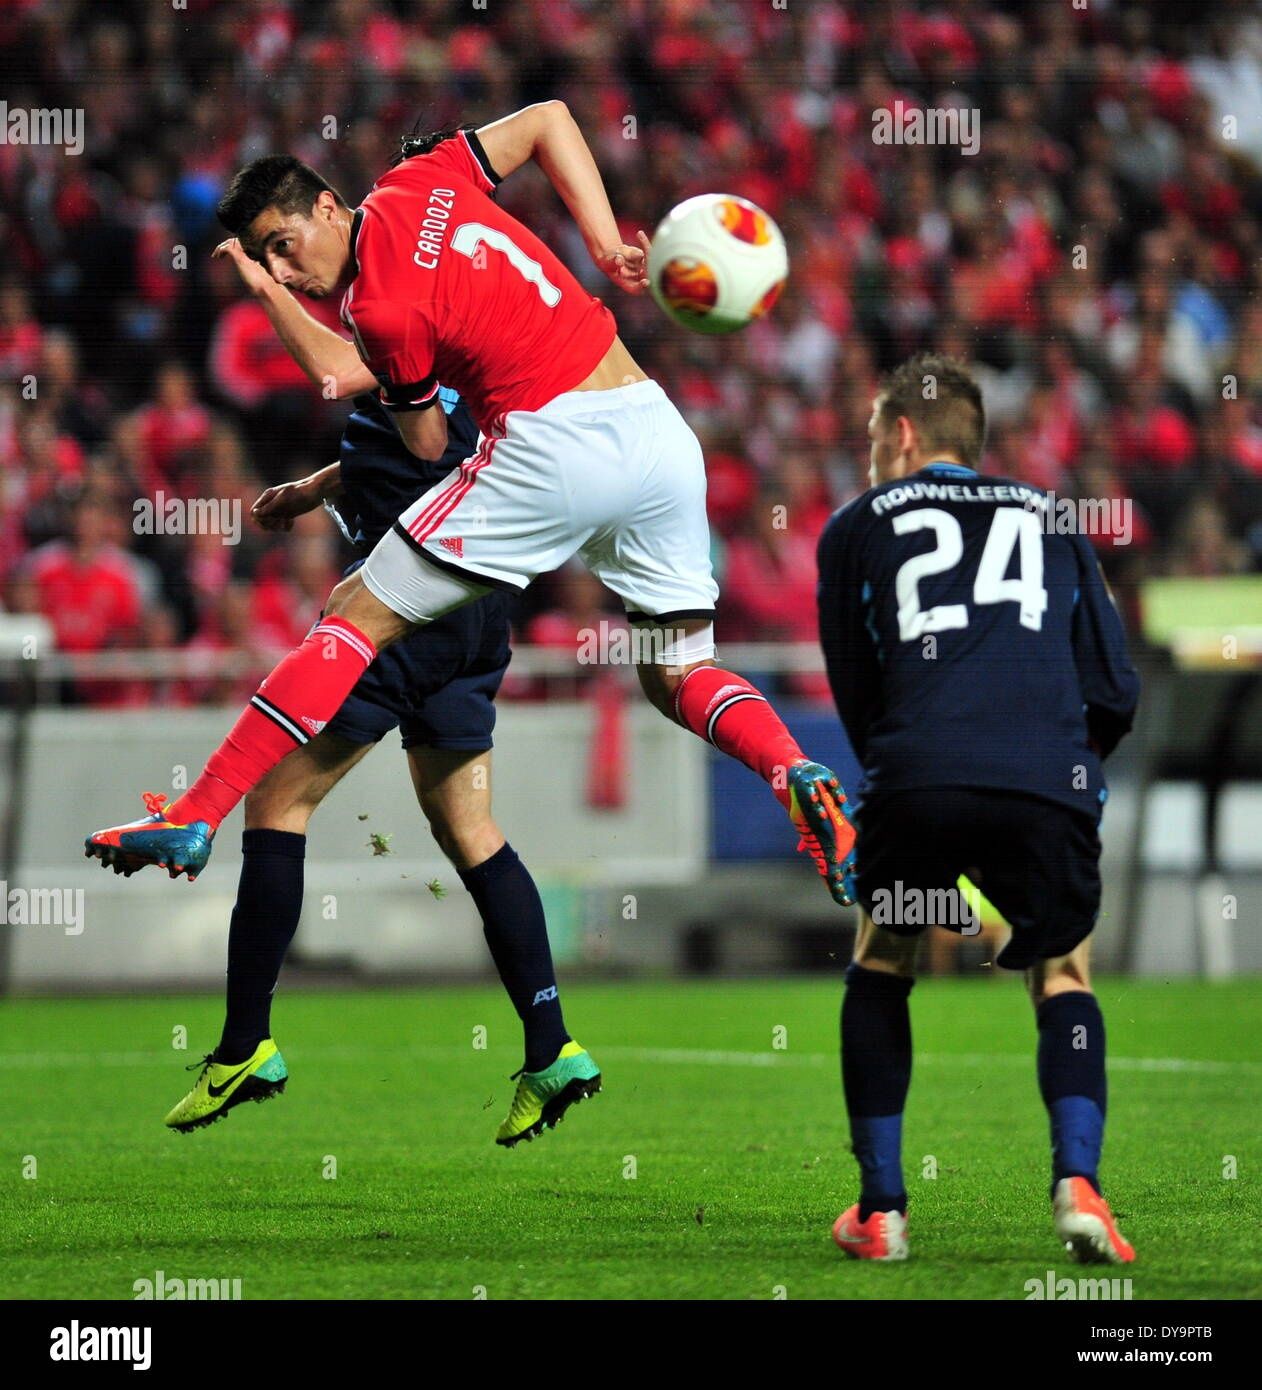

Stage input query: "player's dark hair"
[
  {"left": 216, "top": 155, "right": 346, "bottom": 239},
  {"left": 389, "top": 120, "right": 471, "bottom": 168},
  {"left": 876, "top": 353, "right": 986, "bottom": 468}
]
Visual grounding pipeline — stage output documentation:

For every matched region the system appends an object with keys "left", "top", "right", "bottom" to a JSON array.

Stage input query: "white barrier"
[
  {"left": 5, "top": 705, "right": 1260, "bottom": 988},
  {"left": 7, "top": 703, "right": 707, "bottom": 988}
]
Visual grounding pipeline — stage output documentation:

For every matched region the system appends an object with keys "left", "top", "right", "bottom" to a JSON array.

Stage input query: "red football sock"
[
  {"left": 673, "top": 666, "right": 805, "bottom": 809},
  {"left": 167, "top": 616, "right": 377, "bottom": 830}
]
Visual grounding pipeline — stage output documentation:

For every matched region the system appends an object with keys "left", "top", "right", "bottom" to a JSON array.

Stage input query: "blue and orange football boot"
[
  {"left": 787, "top": 761, "right": 857, "bottom": 907},
  {"left": 84, "top": 792, "right": 214, "bottom": 882}
]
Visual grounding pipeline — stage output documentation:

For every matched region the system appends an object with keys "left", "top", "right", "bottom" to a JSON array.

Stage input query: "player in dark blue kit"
[
  {"left": 160, "top": 237, "right": 600, "bottom": 1145},
  {"left": 817, "top": 355, "right": 1140, "bottom": 1264}
]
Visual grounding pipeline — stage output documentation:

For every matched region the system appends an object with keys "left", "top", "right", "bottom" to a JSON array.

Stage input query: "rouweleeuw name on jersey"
[
  {"left": 342, "top": 128, "right": 617, "bottom": 438},
  {"left": 871, "top": 481, "right": 1046, "bottom": 515}
]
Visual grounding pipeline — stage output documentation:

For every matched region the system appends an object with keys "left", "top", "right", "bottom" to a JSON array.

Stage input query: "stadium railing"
[{"left": 8, "top": 642, "right": 830, "bottom": 687}]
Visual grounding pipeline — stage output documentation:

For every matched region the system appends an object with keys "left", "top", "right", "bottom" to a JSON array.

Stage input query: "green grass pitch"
[{"left": 2, "top": 978, "right": 1259, "bottom": 1300}]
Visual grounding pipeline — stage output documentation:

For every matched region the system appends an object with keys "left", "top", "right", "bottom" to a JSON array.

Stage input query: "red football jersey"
[{"left": 341, "top": 127, "right": 617, "bottom": 436}]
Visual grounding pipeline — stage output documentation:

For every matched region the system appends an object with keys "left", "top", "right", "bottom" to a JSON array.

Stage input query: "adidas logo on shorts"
[{"left": 438, "top": 536, "right": 464, "bottom": 558}]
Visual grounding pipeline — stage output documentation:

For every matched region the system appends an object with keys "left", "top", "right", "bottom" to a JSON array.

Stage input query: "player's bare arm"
[
  {"left": 214, "top": 236, "right": 377, "bottom": 397},
  {"left": 474, "top": 101, "right": 650, "bottom": 296},
  {"left": 392, "top": 403, "right": 449, "bottom": 462},
  {"left": 251, "top": 462, "right": 342, "bottom": 533}
]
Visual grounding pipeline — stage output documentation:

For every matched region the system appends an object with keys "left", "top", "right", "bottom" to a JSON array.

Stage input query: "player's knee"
[
  {"left": 635, "top": 663, "right": 677, "bottom": 719},
  {"left": 637, "top": 657, "right": 716, "bottom": 721},
  {"left": 422, "top": 802, "right": 503, "bottom": 872},
  {"left": 425, "top": 819, "right": 454, "bottom": 862},
  {"left": 853, "top": 943, "right": 918, "bottom": 979},
  {"left": 1025, "top": 955, "right": 1092, "bottom": 1008},
  {"left": 425, "top": 812, "right": 460, "bottom": 863},
  {"left": 323, "top": 573, "right": 362, "bottom": 618},
  {"left": 242, "top": 785, "right": 313, "bottom": 835},
  {"left": 853, "top": 912, "right": 919, "bottom": 977},
  {"left": 323, "top": 572, "right": 408, "bottom": 651},
  {"left": 633, "top": 622, "right": 717, "bottom": 721}
]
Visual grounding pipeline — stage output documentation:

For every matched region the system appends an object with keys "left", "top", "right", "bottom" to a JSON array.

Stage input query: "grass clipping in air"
[{"left": 364, "top": 825, "right": 444, "bottom": 897}]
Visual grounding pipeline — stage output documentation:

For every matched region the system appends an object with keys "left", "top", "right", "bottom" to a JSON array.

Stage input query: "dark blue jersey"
[
  {"left": 330, "top": 386, "right": 480, "bottom": 551},
  {"left": 816, "top": 461, "right": 1140, "bottom": 817}
]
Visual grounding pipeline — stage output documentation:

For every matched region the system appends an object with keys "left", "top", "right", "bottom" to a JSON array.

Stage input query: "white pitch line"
[
  {"left": 0, "top": 1044, "right": 1255, "bottom": 1076},
  {"left": 598, "top": 1047, "right": 1262, "bottom": 1075}
]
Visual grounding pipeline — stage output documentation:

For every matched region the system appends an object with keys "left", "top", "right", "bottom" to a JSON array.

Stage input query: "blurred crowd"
[{"left": 2, "top": 0, "right": 1262, "bottom": 706}]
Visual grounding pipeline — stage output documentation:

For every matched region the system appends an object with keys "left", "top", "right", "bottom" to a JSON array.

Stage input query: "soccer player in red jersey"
[{"left": 86, "top": 102, "right": 855, "bottom": 903}]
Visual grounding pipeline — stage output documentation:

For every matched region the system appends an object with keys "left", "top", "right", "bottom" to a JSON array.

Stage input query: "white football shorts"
[{"left": 360, "top": 377, "right": 720, "bottom": 624}]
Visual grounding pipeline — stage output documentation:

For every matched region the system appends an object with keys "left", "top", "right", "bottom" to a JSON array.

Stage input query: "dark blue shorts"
[
  {"left": 852, "top": 786, "right": 1102, "bottom": 971},
  {"left": 325, "top": 562, "right": 511, "bottom": 753}
]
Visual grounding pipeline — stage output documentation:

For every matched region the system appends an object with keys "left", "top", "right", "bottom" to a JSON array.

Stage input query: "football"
[{"left": 647, "top": 193, "right": 789, "bottom": 334}]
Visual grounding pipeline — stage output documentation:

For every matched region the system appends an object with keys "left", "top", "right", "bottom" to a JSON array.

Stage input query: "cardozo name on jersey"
[{"left": 414, "top": 187, "right": 456, "bottom": 269}]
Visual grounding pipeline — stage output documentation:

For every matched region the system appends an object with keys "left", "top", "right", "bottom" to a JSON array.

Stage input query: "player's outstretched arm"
[
  {"left": 474, "top": 101, "right": 650, "bottom": 294},
  {"left": 251, "top": 462, "right": 342, "bottom": 533},
  {"left": 213, "top": 237, "right": 378, "bottom": 397}
]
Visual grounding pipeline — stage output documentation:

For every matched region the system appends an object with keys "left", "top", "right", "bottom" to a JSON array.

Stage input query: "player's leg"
[
  {"left": 830, "top": 790, "right": 963, "bottom": 1260},
  {"left": 630, "top": 624, "right": 853, "bottom": 903},
  {"left": 164, "top": 731, "right": 374, "bottom": 1132},
  {"left": 1027, "top": 940, "right": 1135, "bottom": 1263},
  {"left": 86, "top": 561, "right": 484, "bottom": 877},
  {"left": 408, "top": 745, "right": 565, "bottom": 1066},
  {"left": 829, "top": 909, "right": 919, "bottom": 1260},
  {"left": 405, "top": 746, "right": 600, "bottom": 1145},
  {"left": 978, "top": 793, "right": 1134, "bottom": 1263},
  {"left": 1026, "top": 936, "right": 1093, "bottom": 1001},
  {"left": 222, "top": 732, "right": 375, "bottom": 1053},
  {"left": 578, "top": 384, "right": 856, "bottom": 903}
]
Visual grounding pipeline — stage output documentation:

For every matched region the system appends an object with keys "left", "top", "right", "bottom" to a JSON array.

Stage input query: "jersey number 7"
[
  {"left": 892, "top": 506, "right": 1049, "bottom": 642},
  {"left": 451, "top": 223, "right": 562, "bottom": 306}
]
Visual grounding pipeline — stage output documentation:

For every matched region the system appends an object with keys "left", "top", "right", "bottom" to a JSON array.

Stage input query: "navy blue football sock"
[
  {"left": 1036, "top": 991, "right": 1107, "bottom": 1196},
  {"left": 459, "top": 842, "right": 569, "bottom": 1073},
  {"left": 218, "top": 829, "right": 306, "bottom": 1062},
  {"left": 842, "top": 962, "right": 914, "bottom": 1219}
]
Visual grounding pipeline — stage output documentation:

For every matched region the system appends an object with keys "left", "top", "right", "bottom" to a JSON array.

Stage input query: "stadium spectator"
[
  {"left": 15, "top": 492, "right": 143, "bottom": 702},
  {"left": 1169, "top": 495, "right": 1251, "bottom": 577},
  {"left": 129, "top": 362, "right": 214, "bottom": 496},
  {"left": 0, "top": 281, "right": 42, "bottom": 380},
  {"left": 0, "top": 0, "right": 1257, "bottom": 708}
]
